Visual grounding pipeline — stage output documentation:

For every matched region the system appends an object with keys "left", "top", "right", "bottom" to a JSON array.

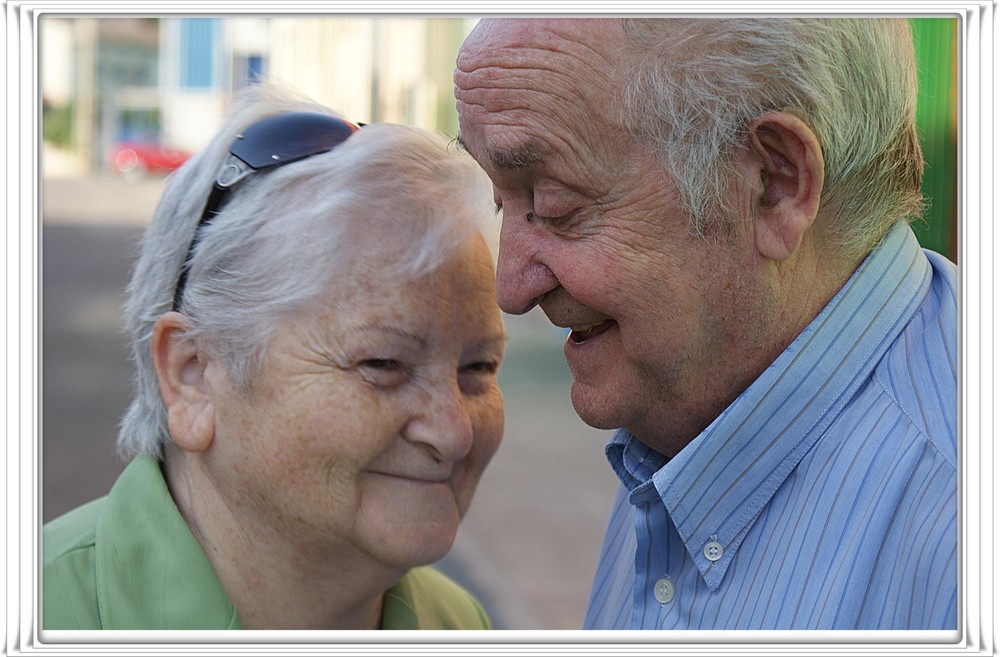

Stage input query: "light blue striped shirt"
[{"left": 583, "top": 221, "right": 957, "bottom": 630}]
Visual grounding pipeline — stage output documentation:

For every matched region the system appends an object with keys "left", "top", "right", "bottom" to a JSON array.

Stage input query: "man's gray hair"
[
  {"left": 118, "top": 84, "right": 496, "bottom": 459},
  {"left": 620, "top": 18, "right": 924, "bottom": 262}
]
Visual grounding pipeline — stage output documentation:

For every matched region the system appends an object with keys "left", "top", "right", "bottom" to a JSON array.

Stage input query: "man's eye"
[{"left": 531, "top": 204, "right": 574, "bottom": 224}]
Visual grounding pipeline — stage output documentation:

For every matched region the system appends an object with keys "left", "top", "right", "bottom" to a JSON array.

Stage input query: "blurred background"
[{"left": 40, "top": 16, "right": 958, "bottom": 630}]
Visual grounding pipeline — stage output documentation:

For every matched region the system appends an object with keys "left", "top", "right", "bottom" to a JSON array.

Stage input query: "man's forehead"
[
  {"left": 455, "top": 18, "right": 628, "bottom": 177},
  {"left": 460, "top": 17, "right": 625, "bottom": 59}
]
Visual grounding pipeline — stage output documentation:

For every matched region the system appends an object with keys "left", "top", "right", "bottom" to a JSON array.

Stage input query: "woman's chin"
[
  {"left": 354, "top": 497, "right": 462, "bottom": 570},
  {"left": 368, "top": 525, "right": 458, "bottom": 571}
]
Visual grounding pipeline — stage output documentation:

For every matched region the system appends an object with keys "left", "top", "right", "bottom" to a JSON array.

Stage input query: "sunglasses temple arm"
[{"left": 172, "top": 183, "right": 230, "bottom": 311}]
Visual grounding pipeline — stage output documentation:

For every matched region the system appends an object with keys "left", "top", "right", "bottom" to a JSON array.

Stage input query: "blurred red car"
[{"left": 110, "top": 141, "right": 190, "bottom": 178}]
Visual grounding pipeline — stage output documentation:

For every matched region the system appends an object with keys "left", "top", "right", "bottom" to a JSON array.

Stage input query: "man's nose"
[{"left": 494, "top": 211, "right": 559, "bottom": 315}]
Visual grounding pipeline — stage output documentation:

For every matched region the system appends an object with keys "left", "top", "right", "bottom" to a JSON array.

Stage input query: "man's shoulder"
[
  {"left": 870, "top": 248, "right": 958, "bottom": 463},
  {"left": 385, "top": 566, "right": 492, "bottom": 629}
]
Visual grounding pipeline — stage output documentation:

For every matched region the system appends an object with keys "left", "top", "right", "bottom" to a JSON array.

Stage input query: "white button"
[
  {"left": 653, "top": 577, "right": 675, "bottom": 604},
  {"left": 704, "top": 540, "right": 723, "bottom": 561}
]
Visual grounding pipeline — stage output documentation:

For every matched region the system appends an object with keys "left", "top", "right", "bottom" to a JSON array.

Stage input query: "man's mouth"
[{"left": 569, "top": 320, "right": 614, "bottom": 344}]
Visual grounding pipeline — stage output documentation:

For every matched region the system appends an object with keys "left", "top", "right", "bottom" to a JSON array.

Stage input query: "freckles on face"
[
  {"left": 348, "top": 236, "right": 506, "bottom": 564},
  {"left": 204, "top": 233, "right": 506, "bottom": 569}
]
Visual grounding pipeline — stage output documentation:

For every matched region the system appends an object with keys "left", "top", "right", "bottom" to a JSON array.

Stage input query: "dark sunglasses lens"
[{"left": 231, "top": 112, "right": 357, "bottom": 170}]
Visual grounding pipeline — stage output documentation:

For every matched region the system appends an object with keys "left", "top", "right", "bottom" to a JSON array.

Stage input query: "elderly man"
[{"left": 454, "top": 18, "right": 956, "bottom": 629}]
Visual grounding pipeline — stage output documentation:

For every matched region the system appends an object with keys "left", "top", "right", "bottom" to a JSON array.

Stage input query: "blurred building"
[
  {"left": 40, "top": 16, "right": 477, "bottom": 175},
  {"left": 42, "top": 17, "right": 160, "bottom": 174},
  {"left": 40, "top": 15, "right": 957, "bottom": 260}
]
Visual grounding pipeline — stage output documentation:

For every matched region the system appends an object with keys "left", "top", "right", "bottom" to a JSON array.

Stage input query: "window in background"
[{"left": 179, "top": 18, "right": 219, "bottom": 90}]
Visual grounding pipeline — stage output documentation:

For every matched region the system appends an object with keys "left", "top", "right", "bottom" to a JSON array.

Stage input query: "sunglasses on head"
[{"left": 172, "top": 111, "right": 360, "bottom": 311}]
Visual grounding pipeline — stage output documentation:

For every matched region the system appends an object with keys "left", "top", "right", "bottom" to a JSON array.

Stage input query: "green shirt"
[{"left": 43, "top": 456, "right": 492, "bottom": 630}]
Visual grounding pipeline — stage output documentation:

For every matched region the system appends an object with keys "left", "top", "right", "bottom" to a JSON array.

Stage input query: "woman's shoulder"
[
  {"left": 42, "top": 497, "right": 107, "bottom": 630},
  {"left": 383, "top": 566, "right": 493, "bottom": 630},
  {"left": 43, "top": 497, "right": 106, "bottom": 565}
]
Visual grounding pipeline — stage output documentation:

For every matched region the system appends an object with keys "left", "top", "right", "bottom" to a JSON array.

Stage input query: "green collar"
[
  {"left": 94, "top": 456, "right": 455, "bottom": 630},
  {"left": 95, "top": 456, "right": 241, "bottom": 629}
]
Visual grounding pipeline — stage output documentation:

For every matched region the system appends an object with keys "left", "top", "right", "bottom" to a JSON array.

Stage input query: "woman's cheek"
[{"left": 471, "top": 390, "right": 506, "bottom": 468}]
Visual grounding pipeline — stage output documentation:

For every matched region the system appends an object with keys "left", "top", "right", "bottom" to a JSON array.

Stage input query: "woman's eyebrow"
[
  {"left": 350, "top": 324, "right": 426, "bottom": 348},
  {"left": 471, "top": 334, "right": 509, "bottom": 352}
]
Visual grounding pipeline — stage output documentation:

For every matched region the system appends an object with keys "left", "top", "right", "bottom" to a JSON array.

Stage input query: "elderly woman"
[{"left": 43, "top": 87, "right": 506, "bottom": 630}]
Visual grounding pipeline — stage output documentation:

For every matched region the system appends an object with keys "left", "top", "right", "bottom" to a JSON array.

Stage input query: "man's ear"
[
  {"left": 746, "top": 111, "right": 824, "bottom": 261},
  {"left": 151, "top": 312, "right": 215, "bottom": 453}
]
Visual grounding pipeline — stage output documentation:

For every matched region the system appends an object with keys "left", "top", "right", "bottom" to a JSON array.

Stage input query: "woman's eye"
[
  {"left": 458, "top": 360, "right": 500, "bottom": 396},
  {"left": 463, "top": 361, "right": 499, "bottom": 375},
  {"left": 361, "top": 358, "right": 402, "bottom": 371},
  {"left": 357, "top": 359, "right": 407, "bottom": 387}
]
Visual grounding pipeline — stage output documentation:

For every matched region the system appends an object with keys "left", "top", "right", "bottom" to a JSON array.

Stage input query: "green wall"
[{"left": 911, "top": 17, "right": 958, "bottom": 261}]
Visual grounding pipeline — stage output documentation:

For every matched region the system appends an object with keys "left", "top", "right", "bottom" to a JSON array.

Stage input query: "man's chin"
[{"left": 569, "top": 379, "right": 629, "bottom": 431}]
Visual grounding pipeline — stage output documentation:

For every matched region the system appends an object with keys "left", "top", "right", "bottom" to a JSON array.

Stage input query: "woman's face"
[{"left": 202, "top": 233, "right": 506, "bottom": 572}]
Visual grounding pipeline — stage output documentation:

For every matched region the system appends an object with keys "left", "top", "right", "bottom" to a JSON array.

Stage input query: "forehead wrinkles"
[
  {"left": 455, "top": 21, "right": 622, "bottom": 117},
  {"left": 456, "top": 22, "right": 627, "bottom": 188}
]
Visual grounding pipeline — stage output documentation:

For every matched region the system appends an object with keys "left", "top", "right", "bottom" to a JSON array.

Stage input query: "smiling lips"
[
  {"left": 569, "top": 320, "right": 614, "bottom": 344},
  {"left": 372, "top": 471, "right": 451, "bottom": 485}
]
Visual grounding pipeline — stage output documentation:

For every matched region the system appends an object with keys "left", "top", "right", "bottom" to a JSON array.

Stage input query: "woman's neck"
[{"left": 162, "top": 449, "right": 400, "bottom": 629}]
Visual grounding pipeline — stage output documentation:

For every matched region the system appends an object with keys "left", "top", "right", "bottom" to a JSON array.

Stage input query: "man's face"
[{"left": 455, "top": 18, "right": 765, "bottom": 450}]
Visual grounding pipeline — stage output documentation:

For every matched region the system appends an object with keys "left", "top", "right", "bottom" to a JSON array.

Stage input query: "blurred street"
[{"left": 41, "top": 173, "right": 620, "bottom": 630}]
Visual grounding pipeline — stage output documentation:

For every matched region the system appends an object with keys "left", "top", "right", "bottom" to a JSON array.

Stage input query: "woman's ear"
[
  {"left": 151, "top": 312, "right": 215, "bottom": 453},
  {"left": 746, "top": 111, "right": 825, "bottom": 261}
]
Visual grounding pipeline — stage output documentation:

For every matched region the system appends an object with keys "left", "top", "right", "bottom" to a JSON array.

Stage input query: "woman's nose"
[
  {"left": 403, "top": 381, "right": 474, "bottom": 463},
  {"left": 494, "top": 212, "right": 559, "bottom": 315}
]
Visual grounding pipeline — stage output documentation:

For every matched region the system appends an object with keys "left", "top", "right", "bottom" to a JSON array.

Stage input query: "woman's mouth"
[{"left": 569, "top": 320, "right": 614, "bottom": 344}]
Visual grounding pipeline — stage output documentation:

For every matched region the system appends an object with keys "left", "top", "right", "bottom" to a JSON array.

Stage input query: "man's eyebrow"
[
  {"left": 488, "top": 144, "right": 544, "bottom": 170},
  {"left": 453, "top": 132, "right": 545, "bottom": 171}
]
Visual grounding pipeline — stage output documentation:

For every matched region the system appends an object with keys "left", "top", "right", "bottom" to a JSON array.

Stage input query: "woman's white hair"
[
  {"left": 119, "top": 83, "right": 497, "bottom": 459},
  {"left": 620, "top": 18, "right": 924, "bottom": 262}
]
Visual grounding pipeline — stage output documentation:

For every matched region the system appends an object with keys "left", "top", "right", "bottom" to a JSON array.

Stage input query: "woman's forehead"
[{"left": 320, "top": 232, "right": 494, "bottom": 299}]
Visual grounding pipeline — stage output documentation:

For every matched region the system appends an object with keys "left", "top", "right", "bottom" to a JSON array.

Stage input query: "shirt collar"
[
  {"left": 94, "top": 456, "right": 450, "bottom": 630},
  {"left": 95, "top": 456, "right": 241, "bottom": 629},
  {"left": 606, "top": 221, "right": 932, "bottom": 590}
]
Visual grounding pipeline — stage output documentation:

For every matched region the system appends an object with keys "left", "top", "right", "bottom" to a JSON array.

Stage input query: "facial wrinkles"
[
  {"left": 457, "top": 29, "right": 598, "bottom": 103},
  {"left": 541, "top": 173, "right": 682, "bottom": 327},
  {"left": 456, "top": 19, "right": 621, "bottom": 109},
  {"left": 597, "top": 170, "right": 678, "bottom": 245},
  {"left": 457, "top": 23, "right": 626, "bottom": 195}
]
